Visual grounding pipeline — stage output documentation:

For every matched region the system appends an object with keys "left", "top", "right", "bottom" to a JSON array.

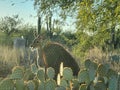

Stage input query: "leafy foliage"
[
  {"left": 73, "top": 0, "right": 120, "bottom": 60},
  {"left": 0, "top": 15, "right": 21, "bottom": 36}
]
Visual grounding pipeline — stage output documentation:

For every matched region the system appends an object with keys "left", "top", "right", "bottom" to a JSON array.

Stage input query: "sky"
[
  {"left": 0, "top": 0, "right": 76, "bottom": 31},
  {"left": 0, "top": 0, "right": 37, "bottom": 25}
]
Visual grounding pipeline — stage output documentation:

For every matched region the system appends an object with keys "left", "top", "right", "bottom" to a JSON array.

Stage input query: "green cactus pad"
[
  {"left": 84, "top": 59, "right": 92, "bottom": 69},
  {"left": 79, "top": 84, "right": 87, "bottom": 90},
  {"left": 87, "top": 82, "right": 95, "bottom": 90},
  {"left": 72, "top": 79, "right": 79, "bottom": 90},
  {"left": 0, "top": 78, "right": 3, "bottom": 82},
  {"left": 15, "top": 80, "right": 25, "bottom": 90},
  {"left": 97, "top": 64, "right": 107, "bottom": 76},
  {"left": 45, "top": 79, "right": 56, "bottom": 90},
  {"left": 37, "top": 68, "right": 45, "bottom": 81},
  {"left": 33, "top": 79, "right": 39, "bottom": 90},
  {"left": 97, "top": 76, "right": 105, "bottom": 82},
  {"left": 0, "top": 78, "right": 14, "bottom": 90},
  {"left": 63, "top": 67, "right": 73, "bottom": 80},
  {"left": 38, "top": 81, "right": 45, "bottom": 90},
  {"left": 27, "top": 81, "right": 35, "bottom": 90},
  {"left": 108, "top": 76, "right": 118, "bottom": 90},
  {"left": 31, "top": 63, "right": 38, "bottom": 74},
  {"left": 10, "top": 66, "right": 24, "bottom": 79},
  {"left": 78, "top": 70, "right": 90, "bottom": 85},
  {"left": 103, "top": 77, "right": 108, "bottom": 84},
  {"left": 107, "top": 69, "right": 118, "bottom": 78},
  {"left": 55, "top": 86, "right": 66, "bottom": 90},
  {"left": 60, "top": 79, "right": 68, "bottom": 88},
  {"left": 88, "top": 63, "right": 97, "bottom": 81},
  {"left": 84, "top": 59, "right": 97, "bottom": 81},
  {"left": 47, "top": 67, "right": 55, "bottom": 79},
  {"left": 118, "top": 74, "right": 120, "bottom": 90},
  {"left": 23, "top": 68, "right": 35, "bottom": 81},
  {"left": 94, "top": 81, "right": 107, "bottom": 90}
]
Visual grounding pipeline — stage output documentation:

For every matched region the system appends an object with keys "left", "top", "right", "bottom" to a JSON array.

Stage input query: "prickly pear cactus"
[
  {"left": 15, "top": 80, "right": 25, "bottom": 90},
  {"left": 72, "top": 79, "right": 79, "bottom": 90},
  {"left": 84, "top": 59, "right": 97, "bottom": 81},
  {"left": 0, "top": 77, "right": 3, "bottom": 82},
  {"left": 0, "top": 78, "right": 14, "bottom": 90},
  {"left": 31, "top": 63, "right": 38, "bottom": 74},
  {"left": 63, "top": 67, "right": 73, "bottom": 80},
  {"left": 84, "top": 59, "right": 92, "bottom": 69},
  {"left": 27, "top": 80, "right": 35, "bottom": 90},
  {"left": 37, "top": 68, "right": 45, "bottom": 81},
  {"left": 10, "top": 66, "right": 24, "bottom": 79},
  {"left": 118, "top": 73, "right": 120, "bottom": 90},
  {"left": 107, "top": 68, "right": 118, "bottom": 78},
  {"left": 55, "top": 86, "right": 66, "bottom": 90},
  {"left": 79, "top": 84, "right": 87, "bottom": 90},
  {"left": 38, "top": 81, "right": 45, "bottom": 90},
  {"left": 108, "top": 75, "right": 118, "bottom": 90},
  {"left": 60, "top": 78, "right": 68, "bottom": 88},
  {"left": 87, "top": 82, "right": 95, "bottom": 90},
  {"left": 33, "top": 79, "right": 39, "bottom": 90},
  {"left": 94, "top": 81, "right": 107, "bottom": 90},
  {"left": 78, "top": 70, "right": 90, "bottom": 85},
  {"left": 23, "top": 68, "right": 35, "bottom": 81},
  {"left": 97, "top": 64, "right": 109, "bottom": 76},
  {"left": 45, "top": 79, "right": 56, "bottom": 90},
  {"left": 47, "top": 67, "right": 55, "bottom": 79},
  {"left": 110, "top": 54, "right": 119, "bottom": 63}
]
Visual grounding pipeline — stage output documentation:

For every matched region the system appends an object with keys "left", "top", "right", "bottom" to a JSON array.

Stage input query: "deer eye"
[{"left": 36, "top": 41, "right": 39, "bottom": 43}]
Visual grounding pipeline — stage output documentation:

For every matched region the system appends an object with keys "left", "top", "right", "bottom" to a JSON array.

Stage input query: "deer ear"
[
  {"left": 37, "top": 35, "right": 43, "bottom": 40},
  {"left": 34, "top": 31, "right": 38, "bottom": 38}
]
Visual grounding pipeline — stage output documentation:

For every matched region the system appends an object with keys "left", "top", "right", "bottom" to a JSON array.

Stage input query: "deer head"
[{"left": 30, "top": 35, "right": 44, "bottom": 48}]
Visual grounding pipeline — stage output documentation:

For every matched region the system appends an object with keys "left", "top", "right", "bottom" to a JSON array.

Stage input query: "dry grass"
[
  {"left": 86, "top": 46, "right": 107, "bottom": 63},
  {"left": 86, "top": 46, "right": 120, "bottom": 73},
  {"left": 0, "top": 45, "right": 24, "bottom": 66},
  {"left": 111, "top": 62, "right": 120, "bottom": 73},
  {"left": 0, "top": 45, "right": 25, "bottom": 77}
]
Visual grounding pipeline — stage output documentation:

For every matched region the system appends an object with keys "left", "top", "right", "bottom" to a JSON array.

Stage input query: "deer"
[{"left": 30, "top": 34, "right": 80, "bottom": 79}]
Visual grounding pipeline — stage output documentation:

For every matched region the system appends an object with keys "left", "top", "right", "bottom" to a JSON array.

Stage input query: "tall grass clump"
[
  {"left": 0, "top": 45, "right": 24, "bottom": 77},
  {"left": 86, "top": 46, "right": 107, "bottom": 63}
]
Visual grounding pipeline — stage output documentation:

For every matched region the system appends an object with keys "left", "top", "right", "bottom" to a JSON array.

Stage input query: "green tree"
[
  {"left": 0, "top": 15, "right": 21, "bottom": 36},
  {"left": 33, "top": 0, "right": 80, "bottom": 38},
  {"left": 73, "top": 0, "right": 120, "bottom": 56},
  {"left": 34, "top": 0, "right": 79, "bottom": 16}
]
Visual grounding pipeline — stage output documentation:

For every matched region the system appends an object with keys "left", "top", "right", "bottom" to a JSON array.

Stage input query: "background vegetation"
[{"left": 0, "top": 0, "right": 120, "bottom": 87}]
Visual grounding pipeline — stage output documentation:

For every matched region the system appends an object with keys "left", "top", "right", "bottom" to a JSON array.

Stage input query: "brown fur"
[{"left": 31, "top": 36, "right": 80, "bottom": 78}]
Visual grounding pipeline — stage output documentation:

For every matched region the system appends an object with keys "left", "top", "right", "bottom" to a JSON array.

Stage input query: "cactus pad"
[
  {"left": 45, "top": 79, "right": 56, "bottom": 90},
  {"left": 63, "top": 67, "right": 73, "bottom": 80},
  {"left": 10, "top": 66, "right": 24, "bottom": 79},
  {"left": 31, "top": 63, "right": 38, "bottom": 74},
  {"left": 15, "top": 80, "right": 25, "bottom": 90},
  {"left": 0, "top": 78, "right": 14, "bottom": 90},
  {"left": 78, "top": 70, "right": 90, "bottom": 85},
  {"left": 37, "top": 68, "right": 45, "bottom": 81},
  {"left": 47, "top": 67, "right": 55, "bottom": 79}
]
